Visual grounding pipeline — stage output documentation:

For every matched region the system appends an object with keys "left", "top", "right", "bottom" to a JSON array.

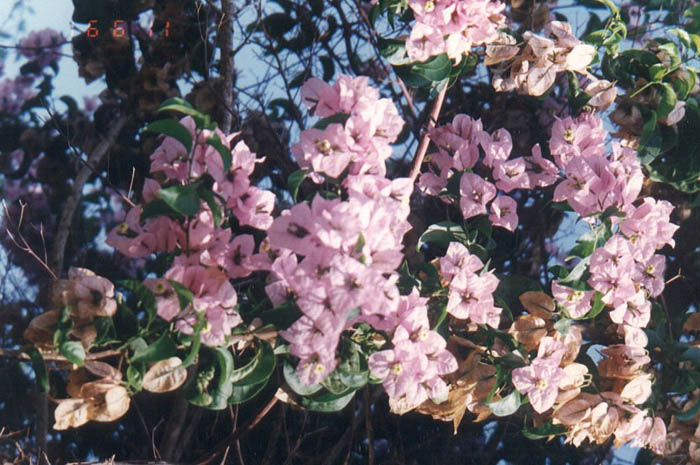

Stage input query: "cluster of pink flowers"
[
  {"left": 547, "top": 113, "right": 677, "bottom": 334},
  {"left": 17, "top": 28, "right": 65, "bottom": 68},
  {"left": 439, "top": 242, "right": 501, "bottom": 327},
  {"left": 550, "top": 113, "right": 644, "bottom": 218},
  {"left": 0, "top": 76, "right": 37, "bottom": 114},
  {"left": 489, "top": 21, "right": 615, "bottom": 104},
  {"left": 405, "top": 0, "right": 506, "bottom": 63},
  {"left": 107, "top": 117, "right": 275, "bottom": 345},
  {"left": 418, "top": 114, "right": 558, "bottom": 231},
  {"left": 295, "top": 75, "right": 403, "bottom": 181},
  {"left": 266, "top": 76, "right": 457, "bottom": 405},
  {"left": 512, "top": 336, "right": 566, "bottom": 413},
  {"left": 267, "top": 173, "right": 457, "bottom": 396}
]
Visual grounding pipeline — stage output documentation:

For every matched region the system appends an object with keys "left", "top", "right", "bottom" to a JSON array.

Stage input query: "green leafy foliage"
[
  {"left": 143, "top": 119, "right": 193, "bottom": 154},
  {"left": 159, "top": 184, "right": 201, "bottom": 217},
  {"left": 59, "top": 341, "right": 86, "bottom": 366},
  {"left": 130, "top": 333, "right": 177, "bottom": 364},
  {"left": 485, "top": 390, "right": 523, "bottom": 417},
  {"left": 416, "top": 221, "right": 468, "bottom": 252},
  {"left": 394, "top": 53, "right": 452, "bottom": 87}
]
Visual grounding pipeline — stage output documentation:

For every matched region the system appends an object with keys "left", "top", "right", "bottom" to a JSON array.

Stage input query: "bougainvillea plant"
[{"left": 2, "top": 0, "right": 699, "bottom": 463}]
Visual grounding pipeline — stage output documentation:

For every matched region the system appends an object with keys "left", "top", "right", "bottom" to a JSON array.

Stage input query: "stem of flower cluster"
[{"left": 408, "top": 84, "right": 448, "bottom": 182}]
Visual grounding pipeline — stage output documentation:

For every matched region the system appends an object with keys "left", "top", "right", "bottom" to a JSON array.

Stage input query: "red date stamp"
[{"left": 73, "top": 20, "right": 170, "bottom": 39}]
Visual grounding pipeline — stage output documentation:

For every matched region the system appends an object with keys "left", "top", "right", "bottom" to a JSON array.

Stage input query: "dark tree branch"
[{"left": 49, "top": 114, "right": 128, "bottom": 275}]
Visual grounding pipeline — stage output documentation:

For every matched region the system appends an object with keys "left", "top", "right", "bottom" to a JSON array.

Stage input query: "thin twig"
[
  {"left": 3, "top": 201, "right": 58, "bottom": 280},
  {"left": 196, "top": 396, "right": 279, "bottom": 465},
  {"left": 408, "top": 84, "right": 448, "bottom": 181},
  {"left": 218, "top": 0, "right": 235, "bottom": 133}
]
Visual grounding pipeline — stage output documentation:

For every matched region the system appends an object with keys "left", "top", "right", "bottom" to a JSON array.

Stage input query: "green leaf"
[
  {"left": 228, "top": 378, "right": 268, "bottom": 404},
  {"left": 287, "top": 170, "right": 307, "bottom": 202},
  {"left": 581, "top": 292, "right": 605, "bottom": 320},
  {"left": 159, "top": 184, "right": 201, "bottom": 217},
  {"left": 670, "top": 28, "right": 692, "bottom": 49},
  {"left": 593, "top": 0, "right": 619, "bottom": 17},
  {"left": 313, "top": 113, "right": 349, "bottom": 130},
  {"left": 207, "top": 381, "right": 233, "bottom": 410},
  {"left": 416, "top": 221, "right": 467, "bottom": 252},
  {"left": 378, "top": 37, "right": 409, "bottom": 66},
  {"left": 269, "top": 98, "right": 302, "bottom": 122},
  {"left": 559, "top": 256, "right": 591, "bottom": 284},
  {"left": 130, "top": 333, "right": 177, "bottom": 364},
  {"left": 638, "top": 110, "right": 661, "bottom": 164},
  {"left": 197, "top": 347, "right": 235, "bottom": 410},
  {"left": 213, "top": 347, "right": 234, "bottom": 384},
  {"left": 649, "top": 64, "right": 667, "bottom": 82},
  {"left": 656, "top": 83, "right": 678, "bottom": 119},
  {"left": 299, "top": 388, "right": 356, "bottom": 412},
  {"left": 168, "top": 280, "right": 194, "bottom": 311},
  {"left": 394, "top": 53, "right": 452, "bottom": 87},
  {"left": 522, "top": 421, "right": 567, "bottom": 440},
  {"left": 232, "top": 341, "right": 276, "bottom": 386},
  {"left": 140, "top": 199, "right": 185, "bottom": 222},
  {"left": 554, "top": 318, "right": 572, "bottom": 335},
  {"left": 157, "top": 97, "right": 211, "bottom": 128},
  {"left": 198, "top": 188, "right": 222, "bottom": 226},
  {"left": 283, "top": 359, "right": 323, "bottom": 395},
  {"left": 127, "top": 363, "right": 144, "bottom": 391},
  {"left": 144, "top": 119, "right": 192, "bottom": 154},
  {"left": 689, "top": 33, "right": 700, "bottom": 53},
  {"left": 206, "top": 135, "right": 232, "bottom": 173},
  {"left": 485, "top": 390, "right": 522, "bottom": 417},
  {"left": 257, "top": 300, "right": 303, "bottom": 330},
  {"left": 181, "top": 334, "right": 201, "bottom": 368},
  {"left": 60, "top": 341, "right": 86, "bottom": 366},
  {"left": 27, "top": 347, "right": 49, "bottom": 393}
]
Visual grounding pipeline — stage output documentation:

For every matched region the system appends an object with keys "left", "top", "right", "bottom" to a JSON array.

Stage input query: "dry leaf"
[
  {"left": 71, "top": 323, "right": 97, "bottom": 348},
  {"left": 556, "top": 325, "right": 582, "bottom": 365},
  {"left": 142, "top": 357, "right": 187, "bottom": 393},
  {"left": 585, "top": 80, "right": 617, "bottom": 110},
  {"left": 389, "top": 396, "right": 421, "bottom": 416},
  {"left": 53, "top": 399, "right": 92, "bottom": 430},
  {"left": 683, "top": 313, "right": 700, "bottom": 333},
  {"left": 90, "top": 386, "right": 130, "bottom": 422},
  {"left": 509, "top": 315, "right": 547, "bottom": 351},
  {"left": 416, "top": 386, "right": 469, "bottom": 433},
  {"left": 23, "top": 310, "right": 59, "bottom": 346},
  {"left": 80, "top": 379, "right": 119, "bottom": 399},
  {"left": 553, "top": 397, "right": 592, "bottom": 426},
  {"left": 85, "top": 361, "right": 122, "bottom": 381},
  {"left": 274, "top": 387, "right": 301, "bottom": 408},
  {"left": 620, "top": 375, "right": 652, "bottom": 405},
  {"left": 519, "top": 291, "right": 555, "bottom": 320},
  {"left": 565, "top": 44, "right": 596, "bottom": 72},
  {"left": 66, "top": 368, "right": 91, "bottom": 398}
]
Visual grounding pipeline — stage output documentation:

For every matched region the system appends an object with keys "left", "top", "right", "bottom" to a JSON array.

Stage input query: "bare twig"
[
  {"left": 3, "top": 201, "right": 57, "bottom": 280},
  {"left": 196, "top": 396, "right": 279, "bottom": 465},
  {"left": 408, "top": 84, "right": 448, "bottom": 181},
  {"left": 218, "top": 0, "right": 235, "bottom": 133},
  {"left": 50, "top": 113, "right": 128, "bottom": 275}
]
